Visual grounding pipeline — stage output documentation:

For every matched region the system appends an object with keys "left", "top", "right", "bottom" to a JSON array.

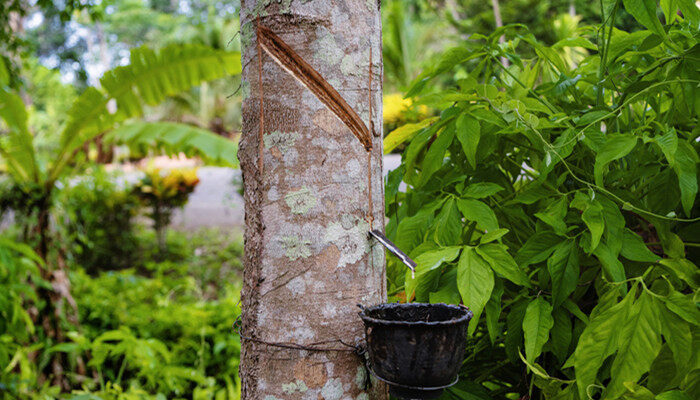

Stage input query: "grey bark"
[
  {"left": 491, "top": 0, "right": 509, "bottom": 67},
  {"left": 238, "top": 1, "right": 386, "bottom": 400}
]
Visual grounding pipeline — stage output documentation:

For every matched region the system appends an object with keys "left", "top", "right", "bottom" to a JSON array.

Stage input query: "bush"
[
  {"left": 133, "top": 168, "right": 200, "bottom": 255},
  {"left": 0, "top": 228, "right": 243, "bottom": 400},
  {"left": 385, "top": 2, "right": 699, "bottom": 399},
  {"left": 58, "top": 168, "right": 140, "bottom": 272}
]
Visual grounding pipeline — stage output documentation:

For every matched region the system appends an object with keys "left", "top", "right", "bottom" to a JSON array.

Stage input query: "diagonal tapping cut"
[{"left": 256, "top": 23, "right": 373, "bottom": 151}]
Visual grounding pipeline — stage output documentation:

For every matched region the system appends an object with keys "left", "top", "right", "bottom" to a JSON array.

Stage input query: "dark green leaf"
[
  {"left": 621, "top": 229, "right": 660, "bottom": 262},
  {"left": 548, "top": 241, "right": 580, "bottom": 306},
  {"left": 457, "top": 198, "right": 499, "bottom": 232},
  {"left": 516, "top": 231, "right": 563, "bottom": 267},
  {"left": 477, "top": 243, "right": 532, "bottom": 287},
  {"left": 535, "top": 198, "right": 569, "bottom": 235},
  {"left": 462, "top": 182, "right": 504, "bottom": 199},
  {"left": 406, "top": 247, "right": 461, "bottom": 301},
  {"left": 550, "top": 307, "right": 573, "bottom": 364},
  {"left": 594, "top": 134, "right": 638, "bottom": 186}
]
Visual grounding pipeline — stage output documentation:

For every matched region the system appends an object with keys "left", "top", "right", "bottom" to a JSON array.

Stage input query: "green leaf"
[
  {"left": 660, "top": 0, "right": 679, "bottom": 23},
  {"left": 659, "top": 303, "right": 692, "bottom": 372},
  {"left": 574, "top": 286, "right": 636, "bottom": 399},
  {"left": 406, "top": 247, "right": 461, "bottom": 301},
  {"left": 582, "top": 199, "right": 605, "bottom": 252},
  {"left": 477, "top": 243, "right": 532, "bottom": 287},
  {"left": 457, "top": 246, "right": 494, "bottom": 334},
  {"left": 550, "top": 307, "right": 573, "bottom": 363},
  {"left": 395, "top": 202, "right": 440, "bottom": 251},
  {"left": 456, "top": 114, "right": 481, "bottom": 169},
  {"left": 622, "top": 0, "right": 668, "bottom": 39},
  {"left": 659, "top": 259, "right": 699, "bottom": 289},
  {"left": 516, "top": 231, "right": 563, "bottom": 267},
  {"left": 383, "top": 117, "right": 439, "bottom": 154},
  {"left": 419, "top": 128, "right": 455, "bottom": 186},
  {"left": 548, "top": 241, "right": 580, "bottom": 306},
  {"left": 406, "top": 47, "right": 484, "bottom": 96},
  {"left": 594, "top": 134, "right": 638, "bottom": 186},
  {"left": 677, "top": 0, "right": 700, "bottom": 27},
  {"left": 505, "top": 300, "right": 529, "bottom": 363},
  {"left": 523, "top": 297, "right": 554, "bottom": 363},
  {"left": 654, "top": 129, "right": 678, "bottom": 164},
  {"left": 672, "top": 141, "right": 698, "bottom": 217},
  {"left": 480, "top": 228, "right": 509, "bottom": 244},
  {"left": 592, "top": 240, "right": 627, "bottom": 284},
  {"left": 648, "top": 345, "right": 680, "bottom": 394},
  {"left": 656, "top": 390, "right": 692, "bottom": 400},
  {"left": 107, "top": 121, "right": 238, "bottom": 166},
  {"left": 429, "top": 268, "right": 461, "bottom": 305},
  {"left": 599, "top": 196, "right": 625, "bottom": 257},
  {"left": 664, "top": 291, "right": 700, "bottom": 326},
  {"left": 620, "top": 229, "right": 660, "bottom": 262},
  {"left": 0, "top": 89, "right": 38, "bottom": 183},
  {"left": 607, "top": 291, "right": 662, "bottom": 398},
  {"left": 535, "top": 197, "right": 569, "bottom": 235},
  {"left": 462, "top": 182, "right": 504, "bottom": 199},
  {"left": 0, "top": 58, "right": 8, "bottom": 86},
  {"left": 457, "top": 198, "right": 499, "bottom": 232},
  {"left": 52, "top": 44, "right": 241, "bottom": 183},
  {"left": 434, "top": 198, "right": 463, "bottom": 246},
  {"left": 485, "top": 277, "right": 504, "bottom": 344}
]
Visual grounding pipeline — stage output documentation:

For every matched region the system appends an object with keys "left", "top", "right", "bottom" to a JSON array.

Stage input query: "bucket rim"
[{"left": 358, "top": 302, "right": 473, "bottom": 327}]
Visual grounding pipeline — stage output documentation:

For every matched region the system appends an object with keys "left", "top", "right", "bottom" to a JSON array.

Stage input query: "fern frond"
[
  {"left": 107, "top": 121, "right": 238, "bottom": 167},
  {"left": 51, "top": 44, "right": 241, "bottom": 182}
]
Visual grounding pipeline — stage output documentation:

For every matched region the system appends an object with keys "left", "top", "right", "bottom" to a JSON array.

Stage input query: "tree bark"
[{"left": 238, "top": 1, "right": 386, "bottom": 400}]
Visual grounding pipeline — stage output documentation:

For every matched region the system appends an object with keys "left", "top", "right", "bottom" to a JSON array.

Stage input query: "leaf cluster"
[{"left": 385, "top": 1, "right": 699, "bottom": 398}]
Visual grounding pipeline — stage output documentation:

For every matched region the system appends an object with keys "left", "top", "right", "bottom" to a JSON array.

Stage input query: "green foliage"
[
  {"left": 386, "top": 1, "right": 699, "bottom": 398},
  {"left": 108, "top": 122, "right": 238, "bottom": 166},
  {"left": 0, "top": 239, "right": 46, "bottom": 398},
  {"left": 0, "top": 229, "right": 243, "bottom": 399},
  {"left": 58, "top": 168, "right": 141, "bottom": 272}
]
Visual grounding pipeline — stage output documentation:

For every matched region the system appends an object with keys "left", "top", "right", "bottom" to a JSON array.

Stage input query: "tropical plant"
[
  {"left": 0, "top": 238, "right": 47, "bottom": 399},
  {"left": 0, "top": 229, "right": 243, "bottom": 399},
  {"left": 58, "top": 167, "right": 141, "bottom": 272},
  {"left": 384, "top": 1, "right": 699, "bottom": 399},
  {"left": 0, "top": 42, "right": 240, "bottom": 385},
  {"left": 133, "top": 167, "right": 200, "bottom": 254}
]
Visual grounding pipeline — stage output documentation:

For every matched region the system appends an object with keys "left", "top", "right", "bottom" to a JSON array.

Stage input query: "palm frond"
[
  {"left": 51, "top": 44, "right": 241, "bottom": 182},
  {"left": 107, "top": 121, "right": 238, "bottom": 167},
  {"left": 0, "top": 89, "right": 39, "bottom": 183}
]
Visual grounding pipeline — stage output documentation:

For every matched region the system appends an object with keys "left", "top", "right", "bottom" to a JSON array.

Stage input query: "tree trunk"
[
  {"left": 239, "top": 1, "right": 386, "bottom": 400},
  {"left": 491, "top": 0, "right": 509, "bottom": 67}
]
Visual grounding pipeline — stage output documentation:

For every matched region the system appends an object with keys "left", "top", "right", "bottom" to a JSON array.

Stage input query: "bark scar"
[{"left": 256, "top": 23, "right": 372, "bottom": 151}]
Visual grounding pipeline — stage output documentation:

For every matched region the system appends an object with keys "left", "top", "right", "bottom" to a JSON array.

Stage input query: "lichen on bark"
[{"left": 238, "top": 1, "right": 386, "bottom": 400}]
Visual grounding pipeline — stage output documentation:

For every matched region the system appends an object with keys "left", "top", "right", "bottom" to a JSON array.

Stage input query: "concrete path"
[{"left": 171, "top": 154, "right": 402, "bottom": 229}]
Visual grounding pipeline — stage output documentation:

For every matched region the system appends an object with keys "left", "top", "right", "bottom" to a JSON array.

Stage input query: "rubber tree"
[{"left": 238, "top": 1, "right": 386, "bottom": 400}]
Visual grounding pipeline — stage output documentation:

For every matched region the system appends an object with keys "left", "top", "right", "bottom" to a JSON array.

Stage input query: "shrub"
[
  {"left": 385, "top": 1, "right": 699, "bottom": 399},
  {"left": 133, "top": 168, "right": 200, "bottom": 255},
  {"left": 58, "top": 168, "right": 140, "bottom": 273}
]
